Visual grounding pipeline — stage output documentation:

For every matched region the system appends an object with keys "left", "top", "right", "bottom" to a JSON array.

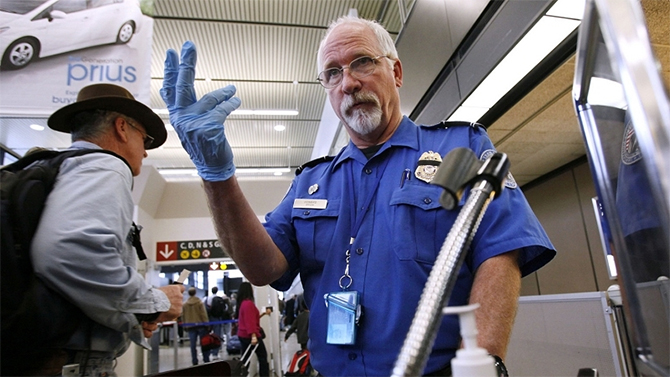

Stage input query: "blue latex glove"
[{"left": 160, "top": 41, "right": 241, "bottom": 181}]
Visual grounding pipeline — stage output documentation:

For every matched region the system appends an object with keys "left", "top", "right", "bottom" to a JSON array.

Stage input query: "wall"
[{"left": 521, "top": 159, "right": 615, "bottom": 296}]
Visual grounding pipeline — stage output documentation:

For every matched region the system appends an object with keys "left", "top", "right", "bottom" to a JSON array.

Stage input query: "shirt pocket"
[
  {"left": 292, "top": 199, "right": 341, "bottom": 269},
  {"left": 389, "top": 183, "right": 450, "bottom": 264}
]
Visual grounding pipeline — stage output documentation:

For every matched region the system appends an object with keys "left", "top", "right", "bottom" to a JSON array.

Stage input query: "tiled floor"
[{"left": 157, "top": 330, "right": 301, "bottom": 376}]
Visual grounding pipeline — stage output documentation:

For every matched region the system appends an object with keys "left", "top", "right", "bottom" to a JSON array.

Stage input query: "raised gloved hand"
[{"left": 160, "top": 41, "right": 241, "bottom": 181}]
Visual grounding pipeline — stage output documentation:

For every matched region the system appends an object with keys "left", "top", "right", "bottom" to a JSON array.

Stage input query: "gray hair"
[
  {"left": 317, "top": 16, "right": 398, "bottom": 72},
  {"left": 70, "top": 110, "right": 123, "bottom": 142}
]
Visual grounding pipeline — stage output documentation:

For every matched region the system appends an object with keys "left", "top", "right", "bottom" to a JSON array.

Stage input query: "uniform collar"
[{"left": 332, "top": 116, "right": 419, "bottom": 170}]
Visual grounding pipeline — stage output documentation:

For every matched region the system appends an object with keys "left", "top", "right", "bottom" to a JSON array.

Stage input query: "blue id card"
[{"left": 324, "top": 291, "right": 361, "bottom": 345}]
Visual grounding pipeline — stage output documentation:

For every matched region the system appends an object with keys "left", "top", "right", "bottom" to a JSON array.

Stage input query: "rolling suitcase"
[{"left": 227, "top": 343, "right": 258, "bottom": 377}]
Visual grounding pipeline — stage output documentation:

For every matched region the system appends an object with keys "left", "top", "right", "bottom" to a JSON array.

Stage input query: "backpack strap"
[{"left": 2, "top": 148, "right": 132, "bottom": 175}]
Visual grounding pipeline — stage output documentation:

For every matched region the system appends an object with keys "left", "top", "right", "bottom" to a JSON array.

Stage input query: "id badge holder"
[{"left": 324, "top": 290, "right": 362, "bottom": 345}]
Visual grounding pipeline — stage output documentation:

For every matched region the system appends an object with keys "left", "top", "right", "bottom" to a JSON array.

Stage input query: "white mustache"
[{"left": 341, "top": 92, "right": 381, "bottom": 115}]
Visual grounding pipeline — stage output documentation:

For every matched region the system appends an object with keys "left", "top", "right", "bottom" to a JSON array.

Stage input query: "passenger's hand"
[
  {"left": 142, "top": 321, "right": 159, "bottom": 338},
  {"left": 155, "top": 284, "right": 185, "bottom": 323},
  {"left": 160, "top": 40, "right": 242, "bottom": 181}
]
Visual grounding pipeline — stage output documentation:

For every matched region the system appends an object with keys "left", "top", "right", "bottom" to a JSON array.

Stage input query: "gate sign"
[{"left": 156, "top": 240, "right": 229, "bottom": 262}]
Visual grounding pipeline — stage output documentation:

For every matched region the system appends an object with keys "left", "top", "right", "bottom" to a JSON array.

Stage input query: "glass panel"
[{"left": 573, "top": 0, "right": 670, "bottom": 375}]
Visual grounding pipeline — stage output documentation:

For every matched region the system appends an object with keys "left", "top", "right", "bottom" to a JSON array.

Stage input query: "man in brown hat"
[{"left": 27, "top": 83, "right": 184, "bottom": 376}]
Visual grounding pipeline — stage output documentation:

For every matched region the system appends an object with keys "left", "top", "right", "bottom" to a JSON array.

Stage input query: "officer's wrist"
[{"left": 197, "top": 162, "right": 235, "bottom": 182}]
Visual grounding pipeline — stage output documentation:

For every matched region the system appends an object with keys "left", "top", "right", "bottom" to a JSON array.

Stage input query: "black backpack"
[
  {"left": 0, "top": 148, "right": 126, "bottom": 375},
  {"left": 210, "top": 295, "right": 227, "bottom": 318}
]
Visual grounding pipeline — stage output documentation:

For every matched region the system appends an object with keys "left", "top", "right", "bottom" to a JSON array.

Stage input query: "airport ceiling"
[{"left": 0, "top": 0, "right": 667, "bottom": 187}]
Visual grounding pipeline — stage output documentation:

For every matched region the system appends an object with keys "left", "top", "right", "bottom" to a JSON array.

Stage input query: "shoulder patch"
[
  {"left": 621, "top": 121, "right": 642, "bottom": 165},
  {"left": 480, "top": 149, "right": 518, "bottom": 189},
  {"left": 295, "top": 155, "right": 335, "bottom": 176}
]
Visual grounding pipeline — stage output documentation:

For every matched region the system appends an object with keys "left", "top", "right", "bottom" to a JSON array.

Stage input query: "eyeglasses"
[
  {"left": 125, "top": 118, "right": 154, "bottom": 149},
  {"left": 317, "top": 55, "right": 389, "bottom": 89}
]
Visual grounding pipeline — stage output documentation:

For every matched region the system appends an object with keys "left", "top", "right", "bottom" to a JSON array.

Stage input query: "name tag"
[{"left": 293, "top": 198, "right": 328, "bottom": 209}]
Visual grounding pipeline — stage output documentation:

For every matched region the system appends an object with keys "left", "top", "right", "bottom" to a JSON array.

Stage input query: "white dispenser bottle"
[{"left": 442, "top": 304, "right": 497, "bottom": 377}]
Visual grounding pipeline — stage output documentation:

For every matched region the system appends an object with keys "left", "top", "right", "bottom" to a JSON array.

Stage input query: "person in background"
[
  {"left": 161, "top": 16, "right": 555, "bottom": 376},
  {"left": 278, "top": 295, "right": 286, "bottom": 331},
  {"left": 284, "top": 296, "right": 309, "bottom": 350},
  {"left": 205, "top": 286, "right": 223, "bottom": 358},
  {"left": 284, "top": 294, "right": 297, "bottom": 329},
  {"left": 28, "top": 83, "right": 184, "bottom": 376},
  {"left": 221, "top": 292, "right": 234, "bottom": 342},
  {"left": 182, "top": 287, "right": 211, "bottom": 365},
  {"left": 236, "top": 282, "right": 271, "bottom": 377}
]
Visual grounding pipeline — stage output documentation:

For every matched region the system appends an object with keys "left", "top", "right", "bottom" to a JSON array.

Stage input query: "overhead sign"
[
  {"left": 156, "top": 240, "right": 229, "bottom": 262},
  {"left": 209, "top": 262, "right": 233, "bottom": 271}
]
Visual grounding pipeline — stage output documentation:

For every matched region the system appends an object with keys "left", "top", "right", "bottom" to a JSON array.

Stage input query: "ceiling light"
[
  {"left": 158, "top": 169, "right": 199, "bottom": 176},
  {"left": 546, "top": 0, "right": 586, "bottom": 19},
  {"left": 153, "top": 108, "right": 299, "bottom": 117},
  {"left": 274, "top": 125, "right": 286, "bottom": 131},
  {"left": 158, "top": 167, "right": 292, "bottom": 177},
  {"left": 231, "top": 109, "right": 299, "bottom": 116},
  {"left": 448, "top": 106, "right": 489, "bottom": 123},
  {"left": 587, "top": 77, "right": 627, "bottom": 109},
  {"left": 30, "top": 124, "right": 45, "bottom": 131},
  {"left": 236, "top": 167, "right": 291, "bottom": 175},
  {"left": 447, "top": 5, "right": 582, "bottom": 123}
]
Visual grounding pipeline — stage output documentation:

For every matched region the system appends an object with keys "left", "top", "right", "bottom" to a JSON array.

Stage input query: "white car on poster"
[{"left": 0, "top": 0, "right": 144, "bottom": 70}]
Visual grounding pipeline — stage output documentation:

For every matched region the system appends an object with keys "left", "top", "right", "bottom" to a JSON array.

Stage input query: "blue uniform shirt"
[{"left": 266, "top": 117, "right": 555, "bottom": 376}]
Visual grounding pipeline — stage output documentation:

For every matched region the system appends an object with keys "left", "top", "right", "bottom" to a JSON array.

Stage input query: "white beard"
[{"left": 340, "top": 91, "right": 382, "bottom": 135}]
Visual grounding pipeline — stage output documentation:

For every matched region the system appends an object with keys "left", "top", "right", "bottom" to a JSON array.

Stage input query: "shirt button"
[
  {"left": 364, "top": 168, "right": 372, "bottom": 175},
  {"left": 348, "top": 352, "right": 357, "bottom": 360},
  {"left": 356, "top": 248, "right": 364, "bottom": 255},
  {"left": 423, "top": 197, "right": 432, "bottom": 204},
  {"left": 303, "top": 210, "right": 311, "bottom": 215}
]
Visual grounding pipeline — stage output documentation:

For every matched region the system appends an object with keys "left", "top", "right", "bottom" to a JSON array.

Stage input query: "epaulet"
[
  {"left": 428, "top": 120, "right": 487, "bottom": 131},
  {"left": 295, "top": 155, "right": 335, "bottom": 176}
]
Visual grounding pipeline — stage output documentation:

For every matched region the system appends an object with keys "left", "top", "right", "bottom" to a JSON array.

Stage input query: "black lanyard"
[{"left": 339, "top": 155, "right": 391, "bottom": 289}]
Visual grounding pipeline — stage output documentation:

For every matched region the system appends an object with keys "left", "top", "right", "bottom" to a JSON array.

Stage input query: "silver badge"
[
  {"left": 308, "top": 184, "right": 319, "bottom": 195},
  {"left": 414, "top": 151, "right": 442, "bottom": 183}
]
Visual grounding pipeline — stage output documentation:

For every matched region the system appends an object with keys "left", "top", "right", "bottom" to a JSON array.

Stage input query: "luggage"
[
  {"left": 226, "top": 335, "right": 242, "bottom": 355},
  {"left": 285, "top": 349, "right": 312, "bottom": 376},
  {"left": 227, "top": 343, "right": 258, "bottom": 377},
  {"left": 225, "top": 359, "right": 245, "bottom": 377},
  {"left": 201, "top": 331, "right": 222, "bottom": 352}
]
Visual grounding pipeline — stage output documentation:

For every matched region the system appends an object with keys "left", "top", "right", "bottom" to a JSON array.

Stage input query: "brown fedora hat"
[{"left": 48, "top": 83, "right": 166, "bottom": 149}]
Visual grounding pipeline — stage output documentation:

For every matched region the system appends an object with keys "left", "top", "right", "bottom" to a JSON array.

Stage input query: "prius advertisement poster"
[{"left": 0, "top": 0, "right": 154, "bottom": 115}]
